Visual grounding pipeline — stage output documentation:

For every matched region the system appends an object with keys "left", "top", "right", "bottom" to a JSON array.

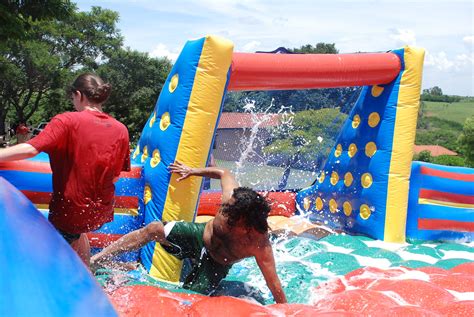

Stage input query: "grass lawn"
[{"left": 423, "top": 100, "right": 474, "bottom": 125}]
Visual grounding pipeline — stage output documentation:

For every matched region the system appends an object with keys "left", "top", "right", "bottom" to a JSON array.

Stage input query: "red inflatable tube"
[
  {"left": 228, "top": 52, "right": 401, "bottom": 91},
  {"left": 197, "top": 191, "right": 296, "bottom": 217}
]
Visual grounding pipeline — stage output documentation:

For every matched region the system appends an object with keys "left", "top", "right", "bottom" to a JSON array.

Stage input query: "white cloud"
[
  {"left": 149, "top": 43, "right": 180, "bottom": 61},
  {"left": 463, "top": 35, "right": 474, "bottom": 51},
  {"left": 463, "top": 35, "right": 474, "bottom": 45},
  {"left": 425, "top": 51, "right": 473, "bottom": 72},
  {"left": 77, "top": 0, "right": 474, "bottom": 95},
  {"left": 455, "top": 53, "right": 474, "bottom": 69},
  {"left": 425, "top": 51, "right": 451, "bottom": 70},
  {"left": 390, "top": 29, "right": 417, "bottom": 46},
  {"left": 242, "top": 40, "right": 261, "bottom": 52}
]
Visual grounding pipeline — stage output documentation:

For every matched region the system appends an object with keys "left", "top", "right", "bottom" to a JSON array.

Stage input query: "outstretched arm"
[
  {"left": 169, "top": 161, "right": 239, "bottom": 203},
  {"left": 0, "top": 143, "right": 38, "bottom": 161},
  {"left": 255, "top": 241, "right": 287, "bottom": 304},
  {"left": 90, "top": 221, "right": 168, "bottom": 266}
]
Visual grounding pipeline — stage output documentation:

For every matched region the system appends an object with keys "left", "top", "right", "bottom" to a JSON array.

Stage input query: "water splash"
[{"left": 232, "top": 98, "right": 315, "bottom": 190}]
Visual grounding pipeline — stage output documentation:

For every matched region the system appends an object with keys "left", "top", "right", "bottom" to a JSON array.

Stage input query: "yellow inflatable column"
[
  {"left": 134, "top": 36, "right": 233, "bottom": 282},
  {"left": 384, "top": 47, "right": 425, "bottom": 242}
]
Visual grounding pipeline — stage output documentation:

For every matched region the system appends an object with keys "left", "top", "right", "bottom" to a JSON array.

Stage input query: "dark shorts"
[
  {"left": 57, "top": 228, "right": 81, "bottom": 244},
  {"left": 162, "top": 221, "right": 231, "bottom": 294}
]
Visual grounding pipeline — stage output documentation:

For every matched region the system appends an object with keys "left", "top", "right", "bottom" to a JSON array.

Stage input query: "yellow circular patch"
[
  {"left": 330, "top": 171, "right": 339, "bottom": 185},
  {"left": 169, "top": 74, "right": 179, "bottom": 93},
  {"left": 149, "top": 112, "right": 156, "bottom": 128},
  {"left": 160, "top": 112, "right": 171, "bottom": 131},
  {"left": 144, "top": 185, "right": 152, "bottom": 205},
  {"left": 318, "top": 171, "right": 325, "bottom": 183},
  {"left": 329, "top": 199, "right": 338, "bottom": 213},
  {"left": 132, "top": 145, "right": 140, "bottom": 160},
  {"left": 360, "top": 204, "right": 371, "bottom": 220},
  {"left": 343, "top": 201, "right": 352, "bottom": 216},
  {"left": 361, "top": 173, "right": 373, "bottom": 188},
  {"left": 371, "top": 85, "right": 384, "bottom": 97},
  {"left": 352, "top": 114, "right": 361, "bottom": 128},
  {"left": 334, "top": 144, "right": 342, "bottom": 157},
  {"left": 348, "top": 143, "right": 358, "bottom": 158},
  {"left": 344, "top": 172, "right": 353, "bottom": 187},
  {"left": 150, "top": 149, "right": 161, "bottom": 168},
  {"left": 141, "top": 146, "right": 149, "bottom": 163},
  {"left": 365, "top": 142, "right": 377, "bottom": 157},
  {"left": 315, "top": 197, "right": 323, "bottom": 211},
  {"left": 303, "top": 197, "right": 311, "bottom": 211},
  {"left": 368, "top": 112, "right": 380, "bottom": 128}
]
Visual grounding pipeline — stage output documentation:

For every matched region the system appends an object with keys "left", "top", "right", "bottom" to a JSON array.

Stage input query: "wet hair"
[
  {"left": 220, "top": 187, "right": 271, "bottom": 233},
  {"left": 67, "top": 73, "right": 111, "bottom": 104}
]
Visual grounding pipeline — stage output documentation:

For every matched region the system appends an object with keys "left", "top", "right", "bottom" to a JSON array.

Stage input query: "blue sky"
[{"left": 77, "top": 0, "right": 473, "bottom": 96}]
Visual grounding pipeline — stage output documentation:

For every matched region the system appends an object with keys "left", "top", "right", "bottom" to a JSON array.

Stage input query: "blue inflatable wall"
[
  {"left": 296, "top": 47, "right": 425, "bottom": 242},
  {"left": 407, "top": 161, "right": 474, "bottom": 241},
  {"left": 0, "top": 177, "right": 117, "bottom": 316}
]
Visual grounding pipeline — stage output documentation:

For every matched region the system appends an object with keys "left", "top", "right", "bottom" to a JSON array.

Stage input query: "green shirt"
[{"left": 162, "top": 221, "right": 232, "bottom": 294}]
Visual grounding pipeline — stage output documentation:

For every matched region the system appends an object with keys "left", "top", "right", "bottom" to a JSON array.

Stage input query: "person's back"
[
  {"left": 0, "top": 73, "right": 130, "bottom": 264},
  {"left": 29, "top": 110, "right": 129, "bottom": 234}
]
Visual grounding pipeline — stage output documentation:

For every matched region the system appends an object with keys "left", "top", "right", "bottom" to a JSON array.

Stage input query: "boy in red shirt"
[{"left": 0, "top": 74, "right": 130, "bottom": 264}]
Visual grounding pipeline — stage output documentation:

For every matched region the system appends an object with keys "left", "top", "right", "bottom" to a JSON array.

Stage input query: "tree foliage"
[
  {"left": 97, "top": 48, "right": 172, "bottom": 141},
  {"left": 413, "top": 151, "right": 466, "bottom": 167},
  {"left": 264, "top": 108, "right": 347, "bottom": 170},
  {"left": 0, "top": 0, "right": 73, "bottom": 42},
  {"left": 289, "top": 43, "right": 338, "bottom": 54},
  {"left": 0, "top": 6, "right": 122, "bottom": 133},
  {"left": 413, "top": 150, "right": 433, "bottom": 163},
  {"left": 415, "top": 116, "right": 463, "bottom": 151},
  {"left": 415, "top": 103, "right": 473, "bottom": 167},
  {"left": 0, "top": 4, "right": 172, "bottom": 143},
  {"left": 457, "top": 116, "right": 474, "bottom": 167},
  {"left": 421, "top": 86, "right": 461, "bottom": 103}
]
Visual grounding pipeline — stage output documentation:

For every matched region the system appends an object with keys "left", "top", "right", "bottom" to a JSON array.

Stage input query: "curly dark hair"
[{"left": 220, "top": 187, "right": 271, "bottom": 233}]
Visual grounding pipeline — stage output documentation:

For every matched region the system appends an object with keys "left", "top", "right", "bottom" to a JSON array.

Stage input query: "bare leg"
[
  {"left": 90, "top": 221, "right": 166, "bottom": 268},
  {"left": 71, "top": 233, "right": 91, "bottom": 266}
]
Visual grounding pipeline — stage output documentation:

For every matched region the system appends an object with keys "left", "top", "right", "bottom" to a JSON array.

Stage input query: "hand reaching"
[{"left": 169, "top": 161, "right": 193, "bottom": 181}]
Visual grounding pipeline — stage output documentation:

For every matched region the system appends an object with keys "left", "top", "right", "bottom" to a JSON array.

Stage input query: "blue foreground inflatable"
[{"left": 0, "top": 177, "right": 116, "bottom": 316}]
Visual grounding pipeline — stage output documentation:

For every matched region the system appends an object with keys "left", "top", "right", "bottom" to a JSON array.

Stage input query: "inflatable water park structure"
[{"left": 1, "top": 36, "right": 473, "bottom": 315}]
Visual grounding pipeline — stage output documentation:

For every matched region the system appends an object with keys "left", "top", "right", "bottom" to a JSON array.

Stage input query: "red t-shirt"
[{"left": 28, "top": 110, "right": 130, "bottom": 234}]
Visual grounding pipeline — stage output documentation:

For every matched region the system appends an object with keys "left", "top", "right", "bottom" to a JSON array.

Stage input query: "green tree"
[
  {"left": 290, "top": 43, "right": 338, "bottom": 54},
  {"left": 413, "top": 150, "right": 433, "bottom": 163},
  {"left": 458, "top": 116, "right": 474, "bottom": 167},
  {"left": 0, "top": 0, "right": 73, "bottom": 42},
  {"left": 432, "top": 155, "right": 466, "bottom": 167},
  {"left": 0, "top": 6, "right": 122, "bottom": 133},
  {"left": 425, "top": 86, "right": 443, "bottom": 96},
  {"left": 421, "top": 86, "right": 460, "bottom": 103},
  {"left": 264, "top": 108, "right": 347, "bottom": 170},
  {"left": 96, "top": 48, "right": 172, "bottom": 142},
  {"left": 415, "top": 116, "right": 463, "bottom": 151}
]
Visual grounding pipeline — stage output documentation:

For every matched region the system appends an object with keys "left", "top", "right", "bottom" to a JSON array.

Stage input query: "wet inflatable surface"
[{"left": 101, "top": 234, "right": 474, "bottom": 316}]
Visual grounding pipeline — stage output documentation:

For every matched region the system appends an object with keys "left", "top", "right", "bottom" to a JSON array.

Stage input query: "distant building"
[
  {"left": 414, "top": 145, "right": 457, "bottom": 157},
  {"left": 214, "top": 112, "right": 280, "bottom": 162}
]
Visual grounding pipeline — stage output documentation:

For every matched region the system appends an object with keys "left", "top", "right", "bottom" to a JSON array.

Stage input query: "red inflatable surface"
[
  {"left": 109, "top": 262, "right": 474, "bottom": 316},
  {"left": 197, "top": 191, "right": 296, "bottom": 217}
]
